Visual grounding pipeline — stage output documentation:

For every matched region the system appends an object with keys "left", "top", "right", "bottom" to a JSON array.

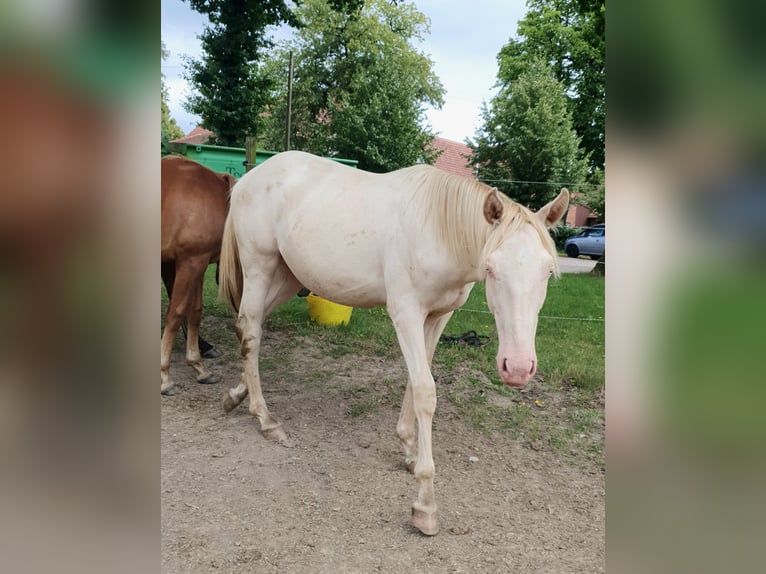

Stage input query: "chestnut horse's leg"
[
  {"left": 387, "top": 297, "right": 440, "bottom": 536},
  {"left": 225, "top": 256, "right": 301, "bottom": 443},
  {"left": 396, "top": 311, "right": 453, "bottom": 474},
  {"left": 162, "top": 261, "right": 217, "bottom": 358},
  {"left": 185, "top": 258, "right": 217, "bottom": 385},
  {"left": 160, "top": 256, "right": 214, "bottom": 395}
]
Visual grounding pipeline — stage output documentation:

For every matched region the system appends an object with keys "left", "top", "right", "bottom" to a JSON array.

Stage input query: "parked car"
[{"left": 564, "top": 226, "right": 605, "bottom": 259}]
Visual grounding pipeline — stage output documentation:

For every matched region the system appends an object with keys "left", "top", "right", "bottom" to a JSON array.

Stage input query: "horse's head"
[{"left": 483, "top": 188, "right": 570, "bottom": 388}]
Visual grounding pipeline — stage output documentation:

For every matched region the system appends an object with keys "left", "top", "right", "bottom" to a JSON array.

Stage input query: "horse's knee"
[
  {"left": 412, "top": 387, "right": 436, "bottom": 417},
  {"left": 397, "top": 419, "right": 415, "bottom": 442}
]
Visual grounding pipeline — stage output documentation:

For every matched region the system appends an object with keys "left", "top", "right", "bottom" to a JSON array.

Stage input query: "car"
[{"left": 564, "top": 226, "right": 605, "bottom": 259}]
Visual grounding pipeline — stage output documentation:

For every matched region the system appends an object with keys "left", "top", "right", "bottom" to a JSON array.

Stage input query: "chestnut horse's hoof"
[
  {"left": 201, "top": 347, "right": 220, "bottom": 359},
  {"left": 161, "top": 384, "right": 176, "bottom": 396},
  {"left": 197, "top": 373, "right": 219, "bottom": 385},
  {"left": 412, "top": 504, "right": 439, "bottom": 536}
]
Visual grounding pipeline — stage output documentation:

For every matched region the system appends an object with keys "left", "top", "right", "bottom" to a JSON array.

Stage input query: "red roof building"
[
  {"left": 170, "top": 126, "right": 214, "bottom": 145},
  {"left": 429, "top": 136, "right": 475, "bottom": 179}
]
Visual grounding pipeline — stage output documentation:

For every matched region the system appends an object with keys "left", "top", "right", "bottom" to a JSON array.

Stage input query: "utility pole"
[{"left": 285, "top": 51, "right": 294, "bottom": 151}]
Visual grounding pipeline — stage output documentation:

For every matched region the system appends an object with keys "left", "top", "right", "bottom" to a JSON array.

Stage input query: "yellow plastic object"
[{"left": 306, "top": 294, "right": 353, "bottom": 326}]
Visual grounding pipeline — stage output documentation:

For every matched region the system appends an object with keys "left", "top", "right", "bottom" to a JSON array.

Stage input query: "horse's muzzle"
[{"left": 498, "top": 356, "right": 537, "bottom": 388}]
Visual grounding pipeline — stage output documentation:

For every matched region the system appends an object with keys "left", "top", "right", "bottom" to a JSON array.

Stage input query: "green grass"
[{"left": 163, "top": 265, "right": 604, "bottom": 463}]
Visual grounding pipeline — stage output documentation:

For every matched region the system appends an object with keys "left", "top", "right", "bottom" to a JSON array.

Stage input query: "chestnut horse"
[
  {"left": 218, "top": 150, "right": 569, "bottom": 535},
  {"left": 161, "top": 156, "right": 235, "bottom": 395}
]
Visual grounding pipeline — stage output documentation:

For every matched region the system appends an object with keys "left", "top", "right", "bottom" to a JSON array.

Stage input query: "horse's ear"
[
  {"left": 537, "top": 188, "right": 570, "bottom": 228},
  {"left": 223, "top": 174, "right": 236, "bottom": 189},
  {"left": 483, "top": 188, "right": 504, "bottom": 223}
]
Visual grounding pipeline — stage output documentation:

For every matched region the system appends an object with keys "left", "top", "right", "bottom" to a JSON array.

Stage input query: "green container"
[{"left": 161, "top": 142, "right": 357, "bottom": 178}]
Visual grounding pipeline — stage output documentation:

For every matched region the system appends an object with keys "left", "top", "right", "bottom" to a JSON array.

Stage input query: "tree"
[
  {"left": 498, "top": 0, "right": 604, "bottom": 172},
  {"left": 162, "top": 42, "right": 185, "bottom": 143},
  {"left": 182, "top": 0, "right": 298, "bottom": 147},
  {"left": 469, "top": 59, "right": 589, "bottom": 210},
  {"left": 575, "top": 169, "right": 605, "bottom": 220},
  {"left": 258, "top": 0, "right": 444, "bottom": 172}
]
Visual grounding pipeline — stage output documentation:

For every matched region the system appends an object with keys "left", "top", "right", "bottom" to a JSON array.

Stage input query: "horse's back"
[{"left": 161, "top": 156, "right": 232, "bottom": 262}]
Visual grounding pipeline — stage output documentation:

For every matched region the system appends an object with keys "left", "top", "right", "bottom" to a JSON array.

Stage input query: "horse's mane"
[{"left": 395, "top": 165, "right": 559, "bottom": 274}]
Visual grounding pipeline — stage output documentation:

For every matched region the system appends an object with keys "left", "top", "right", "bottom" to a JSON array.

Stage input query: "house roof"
[
  {"left": 429, "top": 137, "right": 475, "bottom": 179},
  {"left": 170, "top": 126, "right": 214, "bottom": 145}
]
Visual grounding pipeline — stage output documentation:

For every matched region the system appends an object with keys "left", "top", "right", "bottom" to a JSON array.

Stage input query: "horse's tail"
[{"left": 218, "top": 211, "right": 243, "bottom": 313}]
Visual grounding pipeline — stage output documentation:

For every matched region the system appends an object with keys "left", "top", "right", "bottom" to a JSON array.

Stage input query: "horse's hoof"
[
  {"left": 197, "top": 373, "right": 218, "bottom": 385},
  {"left": 262, "top": 424, "right": 288, "bottom": 444},
  {"left": 161, "top": 385, "right": 176, "bottom": 396},
  {"left": 201, "top": 348, "right": 220, "bottom": 359},
  {"left": 412, "top": 504, "right": 439, "bottom": 536},
  {"left": 223, "top": 391, "right": 239, "bottom": 413}
]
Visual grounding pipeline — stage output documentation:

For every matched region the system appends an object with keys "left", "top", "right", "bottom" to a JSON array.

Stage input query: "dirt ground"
[{"left": 161, "top": 325, "right": 604, "bottom": 574}]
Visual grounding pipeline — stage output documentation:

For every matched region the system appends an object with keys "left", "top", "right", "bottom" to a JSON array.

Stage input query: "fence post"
[{"left": 245, "top": 136, "right": 257, "bottom": 173}]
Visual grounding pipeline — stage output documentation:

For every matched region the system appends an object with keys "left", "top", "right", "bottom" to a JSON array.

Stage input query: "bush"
[{"left": 549, "top": 225, "right": 583, "bottom": 250}]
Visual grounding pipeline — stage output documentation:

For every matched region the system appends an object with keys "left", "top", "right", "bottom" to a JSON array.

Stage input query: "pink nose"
[{"left": 499, "top": 357, "right": 537, "bottom": 387}]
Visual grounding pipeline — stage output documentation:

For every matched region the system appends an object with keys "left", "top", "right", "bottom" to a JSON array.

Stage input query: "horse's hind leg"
[
  {"left": 161, "top": 306, "right": 181, "bottom": 395},
  {"left": 163, "top": 261, "right": 218, "bottom": 358},
  {"left": 224, "top": 258, "right": 302, "bottom": 443},
  {"left": 160, "top": 262, "right": 187, "bottom": 395},
  {"left": 161, "top": 256, "right": 215, "bottom": 393},
  {"left": 185, "top": 260, "right": 218, "bottom": 385}
]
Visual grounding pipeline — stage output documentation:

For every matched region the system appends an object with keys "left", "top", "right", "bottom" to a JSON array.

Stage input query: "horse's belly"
[{"left": 279, "top": 230, "right": 387, "bottom": 308}]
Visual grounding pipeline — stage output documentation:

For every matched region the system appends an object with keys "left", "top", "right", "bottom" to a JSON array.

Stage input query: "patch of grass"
[
  {"left": 537, "top": 274, "right": 605, "bottom": 393},
  {"left": 346, "top": 397, "right": 381, "bottom": 418}
]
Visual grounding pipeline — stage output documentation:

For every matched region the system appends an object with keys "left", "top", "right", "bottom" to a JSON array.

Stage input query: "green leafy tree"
[
  {"left": 469, "top": 59, "right": 589, "bottom": 210},
  {"left": 182, "top": 0, "right": 298, "bottom": 147},
  {"left": 162, "top": 42, "right": 185, "bottom": 143},
  {"left": 576, "top": 169, "right": 605, "bottom": 220},
  {"left": 259, "top": 0, "right": 444, "bottom": 172},
  {"left": 498, "top": 0, "right": 604, "bottom": 171}
]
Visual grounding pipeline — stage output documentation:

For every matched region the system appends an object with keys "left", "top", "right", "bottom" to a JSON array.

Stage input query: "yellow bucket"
[{"left": 306, "top": 293, "right": 353, "bottom": 326}]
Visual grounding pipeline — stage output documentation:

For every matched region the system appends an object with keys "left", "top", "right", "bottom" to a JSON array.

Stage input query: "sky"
[{"left": 161, "top": 0, "right": 527, "bottom": 143}]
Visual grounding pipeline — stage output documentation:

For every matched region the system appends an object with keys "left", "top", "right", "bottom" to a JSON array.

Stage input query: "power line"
[
  {"left": 455, "top": 307, "right": 604, "bottom": 322},
  {"left": 478, "top": 178, "right": 602, "bottom": 189}
]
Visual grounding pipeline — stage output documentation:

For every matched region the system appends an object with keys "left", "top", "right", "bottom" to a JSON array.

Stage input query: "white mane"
[{"left": 393, "top": 165, "right": 559, "bottom": 274}]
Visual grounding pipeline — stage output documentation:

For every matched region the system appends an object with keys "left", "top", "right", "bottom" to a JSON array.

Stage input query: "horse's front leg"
[
  {"left": 396, "top": 311, "right": 454, "bottom": 474},
  {"left": 389, "top": 301, "right": 439, "bottom": 536}
]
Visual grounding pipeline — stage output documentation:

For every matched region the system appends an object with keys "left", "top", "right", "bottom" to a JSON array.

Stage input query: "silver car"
[{"left": 564, "top": 227, "right": 605, "bottom": 259}]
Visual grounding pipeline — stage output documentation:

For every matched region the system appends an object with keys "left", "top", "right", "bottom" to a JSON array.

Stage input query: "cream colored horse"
[{"left": 218, "top": 150, "right": 569, "bottom": 535}]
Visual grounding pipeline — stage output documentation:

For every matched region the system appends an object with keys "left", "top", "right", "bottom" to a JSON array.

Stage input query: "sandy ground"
[{"left": 161, "top": 327, "right": 604, "bottom": 573}]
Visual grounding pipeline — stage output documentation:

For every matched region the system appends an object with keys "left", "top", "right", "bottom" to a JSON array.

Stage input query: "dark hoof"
[
  {"left": 223, "top": 392, "right": 238, "bottom": 413},
  {"left": 201, "top": 347, "right": 220, "bottom": 359},
  {"left": 161, "top": 385, "right": 176, "bottom": 396},
  {"left": 197, "top": 373, "right": 219, "bottom": 385}
]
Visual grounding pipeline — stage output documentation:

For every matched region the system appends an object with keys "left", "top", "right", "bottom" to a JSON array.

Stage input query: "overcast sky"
[{"left": 161, "top": 0, "right": 526, "bottom": 143}]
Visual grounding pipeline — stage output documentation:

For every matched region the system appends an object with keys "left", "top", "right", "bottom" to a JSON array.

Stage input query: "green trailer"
[{"left": 161, "top": 142, "right": 357, "bottom": 178}]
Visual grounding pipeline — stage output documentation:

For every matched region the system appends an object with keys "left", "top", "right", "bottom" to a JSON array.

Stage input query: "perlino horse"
[{"left": 218, "top": 151, "right": 569, "bottom": 535}]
